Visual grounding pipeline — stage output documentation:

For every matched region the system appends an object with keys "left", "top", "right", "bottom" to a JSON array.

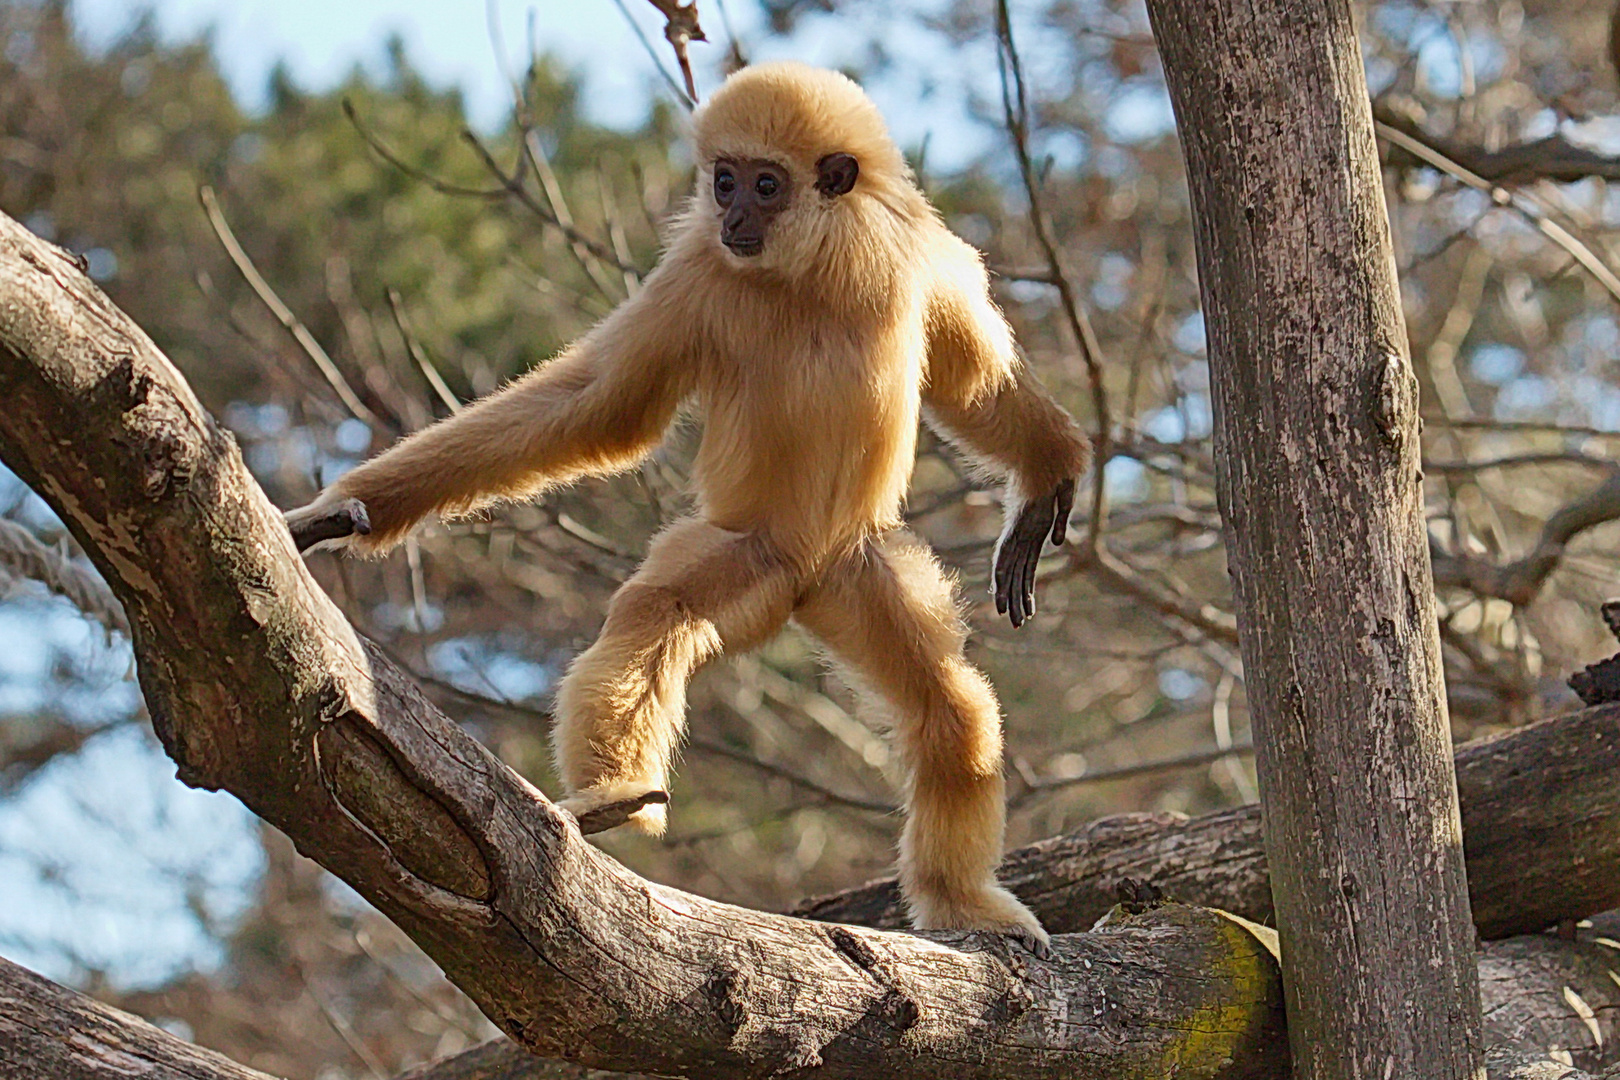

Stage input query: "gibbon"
[{"left": 287, "top": 62, "right": 1088, "bottom": 952}]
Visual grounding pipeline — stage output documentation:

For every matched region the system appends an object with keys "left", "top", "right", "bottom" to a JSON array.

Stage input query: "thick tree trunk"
[
  {"left": 1143, "top": 0, "right": 1484, "bottom": 1076},
  {"left": 800, "top": 704, "right": 1620, "bottom": 942}
]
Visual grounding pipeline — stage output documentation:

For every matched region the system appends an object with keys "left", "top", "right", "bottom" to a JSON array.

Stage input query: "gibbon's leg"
[
  {"left": 553, "top": 518, "right": 797, "bottom": 836},
  {"left": 794, "top": 533, "right": 1048, "bottom": 952}
]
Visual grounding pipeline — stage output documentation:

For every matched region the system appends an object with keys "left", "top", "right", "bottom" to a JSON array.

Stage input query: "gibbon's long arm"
[
  {"left": 922, "top": 248, "right": 1090, "bottom": 627},
  {"left": 287, "top": 283, "right": 693, "bottom": 554}
]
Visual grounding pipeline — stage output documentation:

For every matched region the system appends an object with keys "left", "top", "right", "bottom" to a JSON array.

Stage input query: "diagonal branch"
[
  {"left": 0, "top": 211, "right": 1293, "bottom": 1078},
  {"left": 1376, "top": 101, "right": 1620, "bottom": 186},
  {"left": 1430, "top": 469, "right": 1620, "bottom": 607}
]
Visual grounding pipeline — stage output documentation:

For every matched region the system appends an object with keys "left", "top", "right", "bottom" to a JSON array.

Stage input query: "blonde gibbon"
[{"left": 286, "top": 62, "right": 1088, "bottom": 952}]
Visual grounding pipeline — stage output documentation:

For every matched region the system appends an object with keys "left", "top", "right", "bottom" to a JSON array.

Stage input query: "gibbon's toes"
[
  {"left": 286, "top": 497, "right": 371, "bottom": 553},
  {"left": 909, "top": 883, "right": 1051, "bottom": 957},
  {"left": 561, "top": 787, "right": 670, "bottom": 835},
  {"left": 1010, "top": 923, "right": 1053, "bottom": 960}
]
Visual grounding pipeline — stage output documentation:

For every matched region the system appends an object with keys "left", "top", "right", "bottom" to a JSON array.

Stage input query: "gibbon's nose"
[{"left": 722, "top": 207, "right": 765, "bottom": 257}]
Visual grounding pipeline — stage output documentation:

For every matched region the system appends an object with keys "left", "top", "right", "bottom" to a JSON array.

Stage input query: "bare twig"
[
  {"left": 0, "top": 516, "right": 128, "bottom": 636},
  {"left": 609, "top": 0, "right": 698, "bottom": 109},
  {"left": 644, "top": 0, "right": 707, "bottom": 103},
  {"left": 689, "top": 734, "right": 895, "bottom": 814},
  {"left": 1374, "top": 120, "right": 1620, "bottom": 307},
  {"left": 995, "top": 0, "right": 1112, "bottom": 554},
  {"left": 342, "top": 99, "right": 507, "bottom": 199},
  {"left": 458, "top": 128, "right": 633, "bottom": 283},
  {"left": 517, "top": 128, "right": 633, "bottom": 297},
  {"left": 340, "top": 99, "right": 634, "bottom": 277},
  {"left": 326, "top": 255, "right": 427, "bottom": 431},
  {"left": 1012, "top": 741, "right": 1255, "bottom": 805},
  {"left": 198, "top": 186, "right": 381, "bottom": 427},
  {"left": 1377, "top": 102, "right": 1620, "bottom": 185},
  {"left": 385, "top": 289, "right": 463, "bottom": 415},
  {"left": 1424, "top": 451, "right": 1614, "bottom": 475},
  {"left": 297, "top": 962, "right": 388, "bottom": 1080},
  {"left": 1089, "top": 543, "right": 1240, "bottom": 643},
  {"left": 1431, "top": 469, "right": 1620, "bottom": 606}
]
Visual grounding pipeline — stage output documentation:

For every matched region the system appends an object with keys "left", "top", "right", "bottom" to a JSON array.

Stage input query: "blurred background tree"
[{"left": 4, "top": 0, "right": 1620, "bottom": 1075}]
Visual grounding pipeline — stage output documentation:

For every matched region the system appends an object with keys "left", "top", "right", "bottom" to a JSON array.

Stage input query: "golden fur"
[{"left": 288, "top": 61, "right": 1088, "bottom": 947}]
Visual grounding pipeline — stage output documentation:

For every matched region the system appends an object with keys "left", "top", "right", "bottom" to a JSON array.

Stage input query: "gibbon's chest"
[{"left": 702, "top": 281, "right": 926, "bottom": 427}]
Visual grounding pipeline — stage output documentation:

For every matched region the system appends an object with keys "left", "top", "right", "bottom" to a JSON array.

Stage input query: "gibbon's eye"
[
  {"left": 755, "top": 174, "right": 779, "bottom": 199},
  {"left": 714, "top": 169, "right": 737, "bottom": 201}
]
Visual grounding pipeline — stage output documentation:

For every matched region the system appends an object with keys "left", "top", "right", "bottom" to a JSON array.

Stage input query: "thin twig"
[
  {"left": 198, "top": 185, "right": 380, "bottom": 427},
  {"left": 644, "top": 0, "right": 707, "bottom": 104},
  {"left": 1424, "top": 451, "right": 1614, "bottom": 474},
  {"left": 689, "top": 734, "right": 894, "bottom": 814},
  {"left": 994, "top": 0, "right": 1112, "bottom": 554},
  {"left": 297, "top": 964, "right": 387, "bottom": 1080},
  {"left": 341, "top": 98, "right": 634, "bottom": 276},
  {"left": 1375, "top": 121, "right": 1620, "bottom": 306},
  {"left": 385, "top": 289, "right": 462, "bottom": 415},
  {"left": 1013, "top": 741, "right": 1255, "bottom": 804},
  {"left": 0, "top": 517, "right": 128, "bottom": 637},
  {"left": 326, "top": 255, "right": 426, "bottom": 431},
  {"left": 610, "top": 0, "right": 698, "bottom": 109},
  {"left": 1430, "top": 469, "right": 1620, "bottom": 606},
  {"left": 1423, "top": 416, "right": 1620, "bottom": 439},
  {"left": 341, "top": 99, "right": 506, "bottom": 199},
  {"left": 1090, "top": 543, "right": 1241, "bottom": 643},
  {"left": 352, "top": 928, "right": 484, "bottom": 1039},
  {"left": 518, "top": 128, "right": 633, "bottom": 297}
]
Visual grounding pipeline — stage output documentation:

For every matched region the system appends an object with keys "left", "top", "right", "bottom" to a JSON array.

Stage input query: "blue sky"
[{"left": 74, "top": 0, "right": 664, "bottom": 129}]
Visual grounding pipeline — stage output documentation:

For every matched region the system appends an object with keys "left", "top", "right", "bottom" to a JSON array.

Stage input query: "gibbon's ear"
[{"left": 815, "top": 152, "right": 859, "bottom": 197}]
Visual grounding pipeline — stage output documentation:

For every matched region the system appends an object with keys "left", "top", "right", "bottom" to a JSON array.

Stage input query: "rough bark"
[
  {"left": 0, "top": 955, "right": 278, "bottom": 1080},
  {"left": 1144, "top": 0, "right": 1484, "bottom": 1076},
  {"left": 16, "top": 929, "right": 1620, "bottom": 1080},
  {"left": 11, "top": 923, "right": 1620, "bottom": 1080},
  {"left": 0, "top": 211, "right": 1300, "bottom": 1079},
  {"left": 799, "top": 704, "right": 1620, "bottom": 942}
]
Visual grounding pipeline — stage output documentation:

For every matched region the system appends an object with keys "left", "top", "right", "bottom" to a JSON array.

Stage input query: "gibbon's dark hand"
[
  {"left": 285, "top": 497, "right": 371, "bottom": 554},
  {"left": 995, "top": 478, "right": 1076, "bottom": 629}
]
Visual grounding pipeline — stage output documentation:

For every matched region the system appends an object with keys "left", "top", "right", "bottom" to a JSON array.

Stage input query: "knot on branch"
[
  {"left": 827, "top": 925, "right": 921, "bottom": 1031},
  {"left": 1372, "top": 348, "right": 1419, "bottom": 451}
]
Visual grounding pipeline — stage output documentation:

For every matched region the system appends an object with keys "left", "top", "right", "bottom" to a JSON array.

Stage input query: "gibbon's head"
[{"left": 690, "top": 62, "right": 925, "bottom": 276}]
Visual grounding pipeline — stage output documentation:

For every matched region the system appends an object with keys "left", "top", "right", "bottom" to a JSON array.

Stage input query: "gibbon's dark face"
[
  {"left": 714, "top": 158, "right": 792, "bottom": 257},
  {"left": 712, "top": 153, "right": 859, "bottom": 258}
]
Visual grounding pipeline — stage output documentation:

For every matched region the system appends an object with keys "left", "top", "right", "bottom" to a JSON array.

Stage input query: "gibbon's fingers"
[
  {"left": 1051, "top": 477, "right": 1077, "bottom": 546},
  {"left": 572, "top": 789, "right": 670, "bottom": 835},
  {"left": 994, "top": 524, "right": 1014, "bottom": 617},
  {"left": 286, "top": 498, "right": 371, "bottom": 553},
  {"left": 998, "top": 487, "right": 1060, "bottom": 627},
  {"left": 1022, "top": 527, "right": 1042, "bottom": 619},
  {"left": 1011, "top": 552, "right": 1029, "bottom": 628}
]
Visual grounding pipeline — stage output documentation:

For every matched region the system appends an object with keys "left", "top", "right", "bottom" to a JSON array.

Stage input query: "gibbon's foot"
[
  {"left": 286, "top": 497, "right": 370, "bottom": 553},
  {"left": 910, "top": 883, "right": 1052, "bottom": 959},
  {"left": 559, "top": 785, "right": 670, "bottom": 835}
]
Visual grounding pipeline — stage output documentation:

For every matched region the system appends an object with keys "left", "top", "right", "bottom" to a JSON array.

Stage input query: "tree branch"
[
  {"left": 0, "top": 209, "right": 1297, "bottom": 1078},
  {"left": 1376, "top": 101, "right": 1620, "bottom": 186},
  {"left": 0, "top": 955, "right": 279, "bottom": 1080},
  {"left": 1431, "top": 470, "right": 1620, "bottom": 606},
  {"left": 801, "top": 702, "right": 1620, "bottom": 943}
]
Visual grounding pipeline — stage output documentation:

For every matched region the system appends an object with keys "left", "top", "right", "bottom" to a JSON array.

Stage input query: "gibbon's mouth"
[{"left": 723, "top": 237, "right": 764, "bottom": 257}]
